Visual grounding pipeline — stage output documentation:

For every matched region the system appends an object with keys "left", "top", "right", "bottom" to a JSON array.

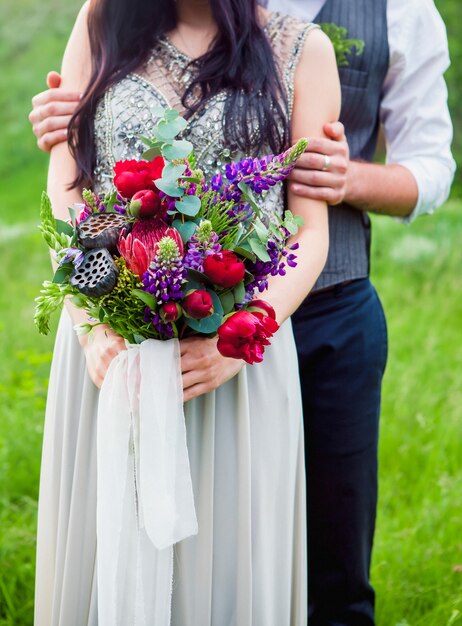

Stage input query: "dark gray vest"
[{"left": 312, "top": 0, "right": 389, "bottom": 290}]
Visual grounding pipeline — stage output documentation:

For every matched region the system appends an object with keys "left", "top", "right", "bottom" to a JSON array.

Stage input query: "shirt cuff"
[{"left": 392, "top": 157, "right": 456, "bottom": 224}]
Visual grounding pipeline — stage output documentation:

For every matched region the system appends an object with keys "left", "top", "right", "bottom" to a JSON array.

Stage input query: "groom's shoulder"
[{"left": 388, "top": 0, "right": 448, "bottom": 37}]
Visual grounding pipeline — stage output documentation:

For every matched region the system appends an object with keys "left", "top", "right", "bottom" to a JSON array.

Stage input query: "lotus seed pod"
[
  {"left": 77, "top": 213, "right": 130, "bottom": 255},
  {"left": 69, "top": 248, "right": 119, "bottom": 297}
]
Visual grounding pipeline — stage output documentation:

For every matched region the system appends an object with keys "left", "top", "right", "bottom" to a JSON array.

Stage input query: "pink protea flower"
[{"left": 118, "top": 219, "right": 183, "bottom": 278}]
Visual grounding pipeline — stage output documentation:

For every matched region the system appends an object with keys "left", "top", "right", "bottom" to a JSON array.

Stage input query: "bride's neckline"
[{"left": 161, "top": 12, "right": 280, "bottom": 63}]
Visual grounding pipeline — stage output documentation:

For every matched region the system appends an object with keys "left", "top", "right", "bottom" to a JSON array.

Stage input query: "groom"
[{"left": 29, "top": 0, "right": 455, "bottom": 623}]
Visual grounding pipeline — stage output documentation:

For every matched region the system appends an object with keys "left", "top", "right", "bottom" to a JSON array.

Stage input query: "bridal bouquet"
[{"left": 35, "top": 107, "right": 305, "bottom": 364}]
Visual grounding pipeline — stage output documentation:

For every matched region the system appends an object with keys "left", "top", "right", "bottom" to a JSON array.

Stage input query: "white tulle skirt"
[{"left": 34, "top": 310, "right": 307, "bottom": 625}]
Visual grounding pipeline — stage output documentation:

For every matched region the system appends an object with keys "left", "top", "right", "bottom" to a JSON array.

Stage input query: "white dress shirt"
[{"left": 266, "top": 0, "right": 456, "bottom": 221}]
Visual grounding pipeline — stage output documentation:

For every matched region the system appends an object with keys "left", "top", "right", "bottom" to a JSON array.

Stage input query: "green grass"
[
  {"left": 370, "top": 203, "right": 462, "bottom": 625},
  {"left": 1, "top": 2, "right": 461, "bottom": 625}
]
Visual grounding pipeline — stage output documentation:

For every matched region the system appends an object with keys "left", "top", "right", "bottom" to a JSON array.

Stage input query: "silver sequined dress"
[{"left": 35, "top": 14, "right": 318, "bottom": 626}]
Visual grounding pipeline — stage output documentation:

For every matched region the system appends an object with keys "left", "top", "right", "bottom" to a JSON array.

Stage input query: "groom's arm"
[
  {"left": 290, "top": 0, "right": 456, "bottom": 220},
  {"left": 289, "top": 124, "right": 420, "bottom": 218}
]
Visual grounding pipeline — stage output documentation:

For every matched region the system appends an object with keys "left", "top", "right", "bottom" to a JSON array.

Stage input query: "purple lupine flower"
[
  {"left": 211, "top": 173, "right": 223, "bottom": 191},
  {"left": 142, "top": 237, "right": 186, "bottom": 306},
  {"left": 76, "top": 190, "right": 108, "bottom": 223},
  {"left": 221, "top": 152, "right": 296, "bottom": 201},
  {"left": 245, "top": 238, "right": 298, "bottom": 299},
  {"left": 226, "top": 201, "right": 254, "bottom": 225},
  {"left": 183, "top": 220, "right": 222, "bottom": 272},
  {"left": 113, "top": 193, "right": 129, "bottom": 215},
  {"left": 151, "top": 311, "right": 176, "bottom": 338}
]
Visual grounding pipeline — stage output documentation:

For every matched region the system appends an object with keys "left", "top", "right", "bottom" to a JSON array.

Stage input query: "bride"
[{"left": 35, "top": 0, "right": 340, "bottom": 624}]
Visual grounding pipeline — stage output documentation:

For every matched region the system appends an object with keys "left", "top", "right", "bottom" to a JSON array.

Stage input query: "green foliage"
[
  {"left": 34, "top": 280, "right": 75, "bottom": 335},
  {"left": 320, "top": 22, "right": 365, "bottom": 67},
  {"left": 282, "top": 137, "right": 309, "bottom": 165},
  {"left": 38, "top": 192, "right": 71, "bottom": 253},
  {"left": 92, "top": 257, "right": 154, "bottom": 343}
]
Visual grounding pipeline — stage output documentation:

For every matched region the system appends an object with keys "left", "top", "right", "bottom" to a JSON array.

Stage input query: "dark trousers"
[{"left": 291, "top": 278, "right": 388, "bottom": 626}]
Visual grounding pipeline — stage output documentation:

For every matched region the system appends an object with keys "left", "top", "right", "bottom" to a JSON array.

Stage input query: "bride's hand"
[
  {"left": 180, "top": 336, "right": 244, "bottom": 402},
  {"left": 80, "top": 325, "right": 127, "bottom": 389}
]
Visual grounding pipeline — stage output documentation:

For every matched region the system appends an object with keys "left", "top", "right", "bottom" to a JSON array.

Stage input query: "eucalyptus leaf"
[
  {"left": 233, "top": 280, "right": 246, "bottom": 305},
  {"left": 285, "top": 221, "right": 298, "bottom": 235},
  {"left": 154, "top": 178, "right": 184, "bottom": 198},
  {"left": 234, "top": 245, "right": 256, "bottom": 262},
  {"left": 55, "top": 219, "right": 74, "bottom": 237},
  {"left": 142, "top": 146, "right": 163, "bottom": 160},
  {"left": 219, "top": 291, "right": 235, "bottom": 315},
  {"left": 253, "top": 216, "right": 268, "bottom": 242},
  {"left": 172, "top": 219, "right": 198, "bottom": 244},
  {"left": 231, "top": 223, "right": 246, "bottom": 247},
  {"left": 186, "top": 268, "right": 213, "bottom": 286},
  {"left": 284, "top": 210, "right": 304, "bottom": 226},
  {"left": 175, "top": 195, "right": 201, "bottom": 217},
  {"left": 151, "top": 105, "right": 167, "bottom": 118},
  {"left": 162, "top": 140, "right": 193, "bottom": 160},
  {"left": 237, "top": 181, "right": 260, "bottom": 211},
  {"left": 249, "top": 238, "right": 271, "bottom": 262},
  {"left": 139, "top": 135, "right": 158, "bottom": 148},
  {"left": 164, "top": 109, "right": 180, "bottom": 121},
  {"left": 162, "top": 162, "right": 187, "bottom": 180},
  {"left": 184, "top": 288, "right": 224, "bottom": 334},
  {"left": 132, "top": 288, "right": 158, "bottom": 311},
  {"left": 269, "top": 222, "right": 284, "bottom": 241},
  {"left": 155, "top": 117, "right": 188, "bottom": 141},
  {"left": 133, "top": 333, "right": 147, "bottom": 344}
]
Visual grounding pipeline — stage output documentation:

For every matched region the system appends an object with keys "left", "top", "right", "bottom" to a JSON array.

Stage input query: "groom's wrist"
[{"left": 344, "top": 160, "right": 418, "bottom": 218}]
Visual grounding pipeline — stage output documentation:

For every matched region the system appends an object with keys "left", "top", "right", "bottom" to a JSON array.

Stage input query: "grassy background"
[{"left": 0, "top": 1, "right": 461, "bottom": 624}]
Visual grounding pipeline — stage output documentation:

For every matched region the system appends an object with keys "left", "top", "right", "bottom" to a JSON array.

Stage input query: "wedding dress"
[{"left": 35, "top": 14, "right": 318, "bottom": 626}]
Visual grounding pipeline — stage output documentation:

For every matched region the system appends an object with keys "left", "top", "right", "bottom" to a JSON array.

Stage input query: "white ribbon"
[{"left": 97, "top": 339, "right": 198, "bottom": 626}]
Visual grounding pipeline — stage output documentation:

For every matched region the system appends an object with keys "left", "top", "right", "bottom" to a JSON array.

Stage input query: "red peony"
[
  {"left": 130, "top": 189, "right": 163, "bottom": 219},
  {"left": 113, "top": 157, "right": 165, "bottom": 199},
  {"left": 118, "top": 219, "right": 183, "bottom": 278},
  {"left": 182, "top": 290, "right": 214, "bottom": 319},
  {"left": 217, "top": 310, "right": 279, "bottom": 364},
  {"left": 246, "top": 299, "right": 276, "bottom": 319},
  {"left": 160, "top": 302, "right": 182, "bottom": 323},
  {"left": 203, "top": 250, "right": 245, "bottom": 289}
]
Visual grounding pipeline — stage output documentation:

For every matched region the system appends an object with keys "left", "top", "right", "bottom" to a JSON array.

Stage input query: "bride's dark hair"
[{"left": 70, "top": 0, "right": 289, "bottom": 188}]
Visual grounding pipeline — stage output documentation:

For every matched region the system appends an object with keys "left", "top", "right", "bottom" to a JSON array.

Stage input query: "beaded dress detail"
[{"left": 93, "top": 14, "right": 318, "bottom": 223}]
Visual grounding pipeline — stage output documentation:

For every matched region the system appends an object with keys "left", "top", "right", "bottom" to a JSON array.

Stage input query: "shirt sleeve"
[{"left": 382, "top": 0, "right": 456, "bottom": 223}]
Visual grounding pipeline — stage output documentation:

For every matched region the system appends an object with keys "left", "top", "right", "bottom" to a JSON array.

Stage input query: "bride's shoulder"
[
  {"left": 60, "top": 0, "right": 92, "bottom": 91},
  {"left": 265, "top": 12, "right": 330, "bottom": 70},
  {"left": 265, "top": 11, "right": 318, "bottom": 45}
]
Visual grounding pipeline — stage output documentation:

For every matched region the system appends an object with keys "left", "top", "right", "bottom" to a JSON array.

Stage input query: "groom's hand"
[
  {"left": 180, "top": 336, "right": 244, "bottom": 402},
  {"left": 289, "top": 121, "right": 349, "bottom": 206},
  {"left": 29, "top": 71, "right": 80, "bottom": 152}
]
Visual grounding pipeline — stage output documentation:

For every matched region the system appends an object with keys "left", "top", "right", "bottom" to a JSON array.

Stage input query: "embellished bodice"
[{"left": 93, "top": 13, "right": 318, "bottom": 221}]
